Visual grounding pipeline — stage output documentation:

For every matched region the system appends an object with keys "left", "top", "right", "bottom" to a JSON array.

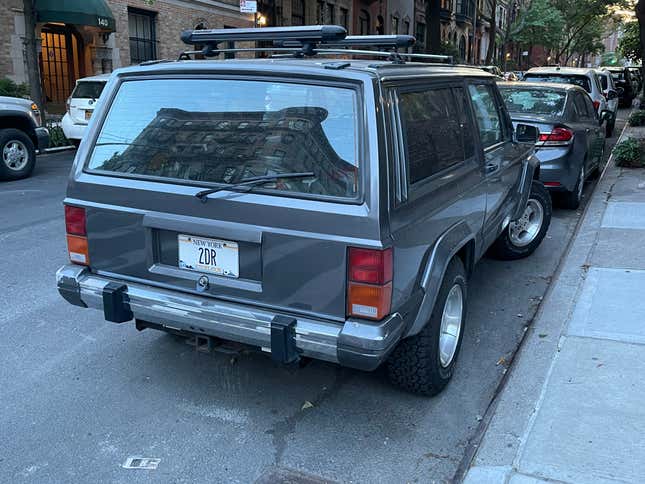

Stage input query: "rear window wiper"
[{"left": 195, "top": 172, "right": 315, "bottom": 203}]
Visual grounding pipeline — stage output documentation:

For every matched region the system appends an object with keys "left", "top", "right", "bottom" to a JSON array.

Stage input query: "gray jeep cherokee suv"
[{"left": 56, "top": 26, "right": 550, "bottom": 395}]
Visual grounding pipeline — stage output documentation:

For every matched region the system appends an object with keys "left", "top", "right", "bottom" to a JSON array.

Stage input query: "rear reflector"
[
  {"left": 347, "top": 247, "right": 393, "bottom": 320},
  {"left": 65, "top": 205, "right": 86, "bottom": 236},
  {"left": 592, "top": 100, "right": 600, "bottom": 111},
  {"left": 538, "top": 127, "right": 573, "bottom": 143},
  {"left": 67, "top": 235, "right": 89, "bottom": 265},
  {"left": 348, "top": 282, "right": 392, "bottom": 320},
  {"left": 348, "top": 247, "right": 393, "bottom": 285}
]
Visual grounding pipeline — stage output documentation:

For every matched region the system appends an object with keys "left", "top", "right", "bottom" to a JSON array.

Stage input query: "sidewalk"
[{"left": 463, "top": 119, "right": 645, "bottom": 483}]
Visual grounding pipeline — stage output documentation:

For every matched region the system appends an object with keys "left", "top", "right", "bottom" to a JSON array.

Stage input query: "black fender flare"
[{"left": 405, "top": 221, "right": 475, "bottom": 337}]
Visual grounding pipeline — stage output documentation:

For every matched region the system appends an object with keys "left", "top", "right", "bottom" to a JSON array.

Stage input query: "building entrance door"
[{"left": 40, "top": 25, "right": 83, "bottom": 111}]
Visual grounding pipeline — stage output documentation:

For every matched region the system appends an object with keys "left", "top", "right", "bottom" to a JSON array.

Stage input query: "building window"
[
  {"left": 416, "top": 22, "right": 426, "bottom": 44},
  {"left": 128, "top": 8, "right": 156, "bottom": 64},
  {"left": 404, "top": 20, "right": 410, "bottom": 34},
  {"left": 441, "top": 0, "right": 450, "bottom": 9},
  {"left": 359, "top": 9, "right": 370, "bottom": 35},
  {"left": 391, "top": 15, "right": 399, "bottom": 34},
  {"left": 327, "top": 3, "right": 335, "bottom": 24},
  {"left": 291, "top": 0, "right": 305, "bottom": 25},
  {"left": 340, "top": 8, "right": 348, "bottom": 29}
]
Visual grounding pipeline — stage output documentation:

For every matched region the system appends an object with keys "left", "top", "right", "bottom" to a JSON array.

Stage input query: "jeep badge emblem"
[{"left": 197, "top": 275, "right": 209, "bottom": 291}]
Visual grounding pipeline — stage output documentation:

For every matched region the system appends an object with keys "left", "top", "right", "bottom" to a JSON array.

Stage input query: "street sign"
[
  {"left": 522, "top": 51, "right": 529, "bottom": 56},
  {"left": 240, "top": 0, "right": 257, "bottom": 13}
]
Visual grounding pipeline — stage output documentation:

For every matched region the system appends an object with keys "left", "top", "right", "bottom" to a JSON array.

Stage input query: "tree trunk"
[
  {"left": 637, "top": 0, "right": 645, "bottom": 100},
  {"left": 22, "top": 0, "right": 43, "bottom": 110},
  {"left": 486, "top": 0, "right": 497, "bottom": 64},
  {"left": 425, "top": 0, "right": 441, "bottom": 54}
]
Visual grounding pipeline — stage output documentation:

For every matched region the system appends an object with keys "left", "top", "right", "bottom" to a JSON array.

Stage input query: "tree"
[
  {"left": 637, "top": 0, "right": 645, "bottom": 99},
  {"left": 425, "top": 0, "right": 442, "bottom": 54},
  {"left": 509, "top": 0, "right": 565, "bottom": 51},
  {"left": 22, "top": 0, "right": 43, "bottom": 110},
  {"left": 618, "top": 21, "right": 641, "bottom": 62},
  {"left": 486, "top": 0, "right": 497, "bottom": 64}
]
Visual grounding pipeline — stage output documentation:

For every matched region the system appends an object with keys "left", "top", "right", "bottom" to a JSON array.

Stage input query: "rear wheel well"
[
  {"left": 0, "top": 116, "right": 36, "bottom": 146},
  {"left": 455, "top": 240, "right": 475, "bottom": 277}
]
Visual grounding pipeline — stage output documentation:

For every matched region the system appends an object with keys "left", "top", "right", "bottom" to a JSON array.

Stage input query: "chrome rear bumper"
[{"left": 56, "top": 264, "right": 404, "bottom": 371}]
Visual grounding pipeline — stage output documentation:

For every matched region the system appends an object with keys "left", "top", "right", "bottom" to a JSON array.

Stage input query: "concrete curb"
[{"left": 459, "top": 112, "right": 633, "bottom": 483}]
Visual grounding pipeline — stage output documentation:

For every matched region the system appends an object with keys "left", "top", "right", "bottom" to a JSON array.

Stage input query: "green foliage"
[
  {"left": 613, "top": 138, "right": 645, "bottom": 168},
  {"left": 439, "top": 41, "right": 460, "bottom": 60},
  {"left": 44, "top": 119, "right": 71, "bottom": 148},
  {"left": 618, "top": 21, "right": 641, "bottom": 62},
  {"left": 510, "top": 0, "right": 565, "bottom": 50},
  {"left": 0, "top": 78, "right": 30, "bottom": 98},
  {"left": 629, "top": 110, "right": 645, "bottom": 126}
]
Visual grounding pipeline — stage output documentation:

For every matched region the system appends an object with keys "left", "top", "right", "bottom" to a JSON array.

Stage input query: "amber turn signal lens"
[
  {"left": 347, "top": 281, "right": 392, "bottom": 320},
  {"left": 67, "top": 235, "right": 89, "bottom": 265}
]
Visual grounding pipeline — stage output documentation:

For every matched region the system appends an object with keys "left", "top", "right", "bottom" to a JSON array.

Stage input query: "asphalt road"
[{"left": 0, "top": 111, "right": 628, "bottom": 484}]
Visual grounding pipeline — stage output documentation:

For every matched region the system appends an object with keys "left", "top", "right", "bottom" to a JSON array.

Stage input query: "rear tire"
[
  {"left": 562, "top": 164, "right": 585, "bottom": 210},
  {"left": 0, "top": 128, "right": 36, "bottom": 181},
  {"left": 490, "top": 180, "right": 552, "bottom": 260},
  {"left": 387, "top": 257, "right": 467, "bottom": 396}
]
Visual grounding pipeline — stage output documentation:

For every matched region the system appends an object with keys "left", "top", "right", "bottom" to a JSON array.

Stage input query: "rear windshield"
[
  {"left": 523, "top": 74, "right": 591, "bottom": 92},
  {"left": 87, "top": 79, "right": 359, "bottom": 199},
  {"left": 608, "top": 70, "right": 624, "bottom": 81},
  {"left": 499, "top": 87, "right": 566, "bottom": 117},
  {"left": 72, "top": 81, "right": 106, "bottom": 99}
]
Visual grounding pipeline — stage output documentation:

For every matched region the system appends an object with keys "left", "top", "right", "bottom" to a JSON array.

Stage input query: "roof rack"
[{"left": 178, "top": 25, "right": 453, "bottom": 64}]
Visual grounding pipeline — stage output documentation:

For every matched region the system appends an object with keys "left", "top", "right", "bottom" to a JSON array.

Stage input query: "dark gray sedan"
[{"left": 498, "top": 82, "right": 606, "bottom": 209}]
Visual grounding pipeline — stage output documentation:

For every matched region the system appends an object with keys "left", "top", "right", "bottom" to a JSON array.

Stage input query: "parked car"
[
  {"left": 61, "top": 74, "right": 109, "bottom": 147},
  {"left": 0, "top": 95, "right": 49, "bottom": 180},
  {"left": 481, "top": 65, "right": 503, "bottom": 77},
  {"left": 499, "top": 81, "right": 607, "bottom": 209},
  {"left": 602, "top": 67, "right": 635, "bottom": 108},
  {"left": 595, "top": 69, "right": 620, "bottom": 137},
  {"left": 503, "top": 71, "right": 520, "bottom": 81},
  {"left": 523, "top": 67, "right": 608, "bottom": 119},
  {"left": 56, "top": 26, "right": 551, "bottom": 396}
]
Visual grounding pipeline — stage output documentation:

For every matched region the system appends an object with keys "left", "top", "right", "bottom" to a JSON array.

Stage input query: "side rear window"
[
  {"left": 398, "top": 87, "right": 467, "bottom": 184},
  {"left": 573, "top": 93, "right": 593, "bottom": 121},
  {"left": 468, "top": 84, "right": 503, "bottom": 148}
]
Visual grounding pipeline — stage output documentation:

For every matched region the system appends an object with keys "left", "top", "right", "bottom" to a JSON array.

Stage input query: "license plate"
[
  {"left": 85, "top": 110, "right": 92, "bottom": 120},
  {"left": 178, "top": 234, "right": 239, "bottom": 278}
]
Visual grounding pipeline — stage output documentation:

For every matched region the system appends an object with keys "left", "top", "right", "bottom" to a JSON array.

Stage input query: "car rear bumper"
[
  {"left": 56, "top": 264, "right": 404, "bottom": 371},
  {"left": 535, "top": 147, "right": 578, "bottom": 192},
  {"left": 61, "top": 114, "right": 87, "bottom": 141}
]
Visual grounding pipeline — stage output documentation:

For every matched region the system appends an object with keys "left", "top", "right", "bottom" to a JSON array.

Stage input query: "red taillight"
[
  {"left": 65, "top": 205, "right": 89, "bottom": 265},
  {"left": 347, "top": 247, "right": 393, "bottom": 320},
  {"left": 592, "top": 100, "right": 600, "bottom": 111},
  {"left": 348, "top": 247, "right": 393, "bottom": 285},
  {"left": 538, "top": 127, "right": 573, "bottom": 143},
  {"left": 544, "top": 181, "right": 561, "bottom": 187},
  {"left": 65, "top": 205, "right": 86, "bottom": 236}
]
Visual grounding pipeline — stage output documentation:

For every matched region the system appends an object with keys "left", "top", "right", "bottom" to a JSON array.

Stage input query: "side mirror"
[
  {"left": 607, "top": 89, "right": 618, "bottom": 100},
  {"left": 515, "top": 123, "right": 539, "bottom": 144},
  {"left": 599, "top": 110, "right": 612, "bottom": 124},
  {"left": 616, "top": 86, "right": 625, "bottom": 96}
]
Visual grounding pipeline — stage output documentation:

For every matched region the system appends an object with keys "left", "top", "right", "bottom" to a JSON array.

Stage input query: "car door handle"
[{"left": 486, "top": 163, "right": 499, "bottom": 174}]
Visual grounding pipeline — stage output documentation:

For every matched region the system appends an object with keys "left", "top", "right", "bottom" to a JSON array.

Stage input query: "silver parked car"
[
  {"left": 56, "top": 26, "right": 551, "bottom": 396},
  {"left": 499, "top": 81, "right": 607, "bottom": 209},
  {"left": 595, "top": 69, "right": 620, "bottom": 137}
]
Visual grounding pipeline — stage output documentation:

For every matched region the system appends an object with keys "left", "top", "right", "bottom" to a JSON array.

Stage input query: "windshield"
[
  {"left": 499, "top": 87, "right": 567, "bottom": 117},
  {"left": 523, "top": 74, "right": 591, "bottom": 92},
  {"left": 72, "top": 81, "right": 106, "bottom": 99},
  {"left": 87, "top": 79, "right": 359, "bottom": 199}
]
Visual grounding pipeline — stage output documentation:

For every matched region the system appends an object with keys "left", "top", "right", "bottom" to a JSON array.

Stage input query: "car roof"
[
  {"left": 77, "top": 74, "right": 110, "bottom": 82},
  {"left": 110, "top": 58, "right": 494, "bottom": 81},
  {"left": 602, "top": 66, "right": 627, "bottom": 72},
  {"left": 497, "top": 81, "right": 583, "bottom": 92},
  {"left": 525, "top": 66, "right": 597, "bottom": 76}
]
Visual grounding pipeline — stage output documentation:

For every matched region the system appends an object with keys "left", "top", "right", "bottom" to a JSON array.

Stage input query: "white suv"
[
  {"left": 523, "top": 67, "right": 608, "bottom": 130},
  {"left": 61, "top": 74, "right": 109, "bottom": 146}
]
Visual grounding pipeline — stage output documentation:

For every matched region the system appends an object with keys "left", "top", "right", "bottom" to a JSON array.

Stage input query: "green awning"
[{"left": 36, "top": 0, "right": 116, "bottom": 32}]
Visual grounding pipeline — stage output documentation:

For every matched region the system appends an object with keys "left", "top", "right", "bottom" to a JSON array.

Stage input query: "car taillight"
[
  {"left": 538, "top": 127, "right": 573, "bottom": 143},
  {"left": 592, "top": 100, "right": 600, "bottom": 111},
  {"left": 347, "top": 247, "right": 392, "bottom": 320},
  {"left": 65, "top": 205, "right": 89, "bottom": 265}
]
